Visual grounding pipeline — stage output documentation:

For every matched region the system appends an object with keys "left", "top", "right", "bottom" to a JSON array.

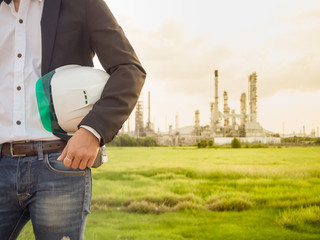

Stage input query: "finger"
[
  {"left": 79, "top": 158, "right": 89, "bottom": 170},
  {"left": 71, "top": 156, "right": 82, "bottom": 169},
  {"left": 64, "top": 156, "right": 73, "bottom": 168},
  {"left": 86, "top": 157, "right": 95, "bottom": 168},
  {"left": 57, "top": 145, "right": 68, "bottom": 161}
]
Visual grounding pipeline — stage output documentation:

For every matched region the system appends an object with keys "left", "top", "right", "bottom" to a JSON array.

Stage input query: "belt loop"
[{"left": 37, "top": 141, "right": 44, "bottom": 161}]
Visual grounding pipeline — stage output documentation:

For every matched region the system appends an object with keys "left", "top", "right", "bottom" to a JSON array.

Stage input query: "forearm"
[{"left": 79, "top": 0, "right": 146, "bottom": 145}]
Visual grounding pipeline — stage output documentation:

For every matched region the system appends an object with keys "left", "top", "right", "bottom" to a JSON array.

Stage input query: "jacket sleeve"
[{"left": 78, "top": 0, "right": 146, "bottom": 145}]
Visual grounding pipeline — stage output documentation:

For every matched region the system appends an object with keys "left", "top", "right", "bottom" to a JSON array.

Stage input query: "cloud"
[
  {"left": 257, "top": 19, "right": 320, "bottom": 97},
  {"left": 108, "top": 2, "right": 320, "bottom": 132},
  {"left": 120, "top": 17, "right": 236, "bottom": 97},
  {"left": 118, "top": 9, "right": 320, "bottom": 103}
]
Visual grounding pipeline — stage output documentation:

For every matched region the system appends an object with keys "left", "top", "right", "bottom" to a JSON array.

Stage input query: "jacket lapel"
[{"left": 40, "top": 0, "right": 62, "bottom": 76}]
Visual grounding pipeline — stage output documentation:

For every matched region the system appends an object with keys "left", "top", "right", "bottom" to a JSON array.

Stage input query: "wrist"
[{"left": 79, "top": 125, "right": 101, "bottom": 143}]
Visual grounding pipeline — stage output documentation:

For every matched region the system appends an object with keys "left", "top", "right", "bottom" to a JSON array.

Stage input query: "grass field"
[{"left": 18, "top": 147, "right": 320, "bottom": 239}]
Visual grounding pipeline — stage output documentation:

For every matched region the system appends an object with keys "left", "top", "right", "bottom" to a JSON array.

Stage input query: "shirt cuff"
[{"left": 79, "top": 125, "right": 102, "bottom": 142}]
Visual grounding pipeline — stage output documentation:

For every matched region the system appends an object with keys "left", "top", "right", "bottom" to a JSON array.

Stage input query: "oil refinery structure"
[
  {"left": 208, "top": 70, "right": 270, "bottom": 143},
  {"left": 123, "top": 70, "right": 281, "bottom": 145}
]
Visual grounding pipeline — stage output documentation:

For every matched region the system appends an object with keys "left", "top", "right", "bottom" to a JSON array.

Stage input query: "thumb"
[{"left": 57, "top": 145, "right": 68, "bottom": 161}]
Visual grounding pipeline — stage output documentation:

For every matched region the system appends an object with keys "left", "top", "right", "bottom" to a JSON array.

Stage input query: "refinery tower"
[{"left": 210, "top": 70, "right": 265, "bottom": 138}]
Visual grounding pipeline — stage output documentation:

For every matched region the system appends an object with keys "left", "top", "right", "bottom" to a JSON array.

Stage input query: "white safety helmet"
[{"left": 36, "top": 65, "right": 110, "bottom": 136}]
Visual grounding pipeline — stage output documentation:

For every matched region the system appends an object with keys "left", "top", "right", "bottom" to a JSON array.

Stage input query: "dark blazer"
[{"left": 40, "top": 0, "right": 146, "bottom": 145}]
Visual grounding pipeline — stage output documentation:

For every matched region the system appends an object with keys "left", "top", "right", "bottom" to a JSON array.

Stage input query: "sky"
[{"left": 95, "top": 0, "right": 320, "bottom": 135}]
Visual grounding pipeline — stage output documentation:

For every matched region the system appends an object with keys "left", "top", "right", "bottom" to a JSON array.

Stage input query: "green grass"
[
  {"left": 18, "top": 147, "right": 320, "bottom": 239},
  {"left": 276, "top": 206, "right": 320, "bottom": 233}
]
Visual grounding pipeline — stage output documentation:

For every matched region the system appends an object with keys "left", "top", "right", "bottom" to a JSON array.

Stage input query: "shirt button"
[
  {"left": 16, "top": 121, "right": 21, "bottom": 125},
  {"left": 17, "top": 53, "right": 22, "bottom": 58},
  {"left": 19, "top": 19, "right": 23, "bottom": 24},
  {"left": 17, "top": 86, "right": 21, "bottom": 91}
]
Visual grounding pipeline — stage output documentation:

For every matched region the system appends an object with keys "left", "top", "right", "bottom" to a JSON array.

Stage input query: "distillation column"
[
  {"left": 246, "top": 72, "right": 265, "bottom": 137},
  {"left": 135, "top": 95, "right": 144, "bottom": 137},
  {"left": 231, "top": 109, "right": 236, "bottom": 127},
  {"left": 240, "top": 93, "right": 247, "bottom": 126},
  {"left": 212, "top": 70, "right": 220, "bottom": 135},
  {"left": 240, "top": 93, "right": 247, "bottom": 137},
  {"left": 248, "top": 73, "right": 258, "bottom": 122},
  {"left": 223, "top": 91, "right": 230, "bottom": 127},
  {"left": 214, "top": 70, "right": 219, "bottom": 121}
]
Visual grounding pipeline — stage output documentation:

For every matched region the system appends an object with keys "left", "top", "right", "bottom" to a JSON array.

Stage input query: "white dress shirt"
[{"left": 0, "top": 0, "right": 101, "bottom": 144}]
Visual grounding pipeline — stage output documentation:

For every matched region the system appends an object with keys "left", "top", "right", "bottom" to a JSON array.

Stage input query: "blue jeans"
[{"left": 0, "top": 143, "right": 92, "bottom": 240}]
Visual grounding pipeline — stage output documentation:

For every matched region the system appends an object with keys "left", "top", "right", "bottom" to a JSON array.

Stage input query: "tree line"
[{"left": 107, "top": 134, "right": 158, "bottom": 147}]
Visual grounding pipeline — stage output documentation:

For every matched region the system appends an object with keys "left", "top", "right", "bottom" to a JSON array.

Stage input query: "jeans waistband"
[{"left": 0, "top": 140, "right": 66, "bottom": 158}]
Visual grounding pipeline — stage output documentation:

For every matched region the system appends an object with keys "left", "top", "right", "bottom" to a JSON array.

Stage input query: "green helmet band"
[{"left": 36, "top": 69, "right": 69, "bottom": 136}]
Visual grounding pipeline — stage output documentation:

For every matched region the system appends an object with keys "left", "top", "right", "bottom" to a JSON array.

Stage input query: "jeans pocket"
[{"left": 44, "top": 152, "right": 86, "bottom": 176}]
